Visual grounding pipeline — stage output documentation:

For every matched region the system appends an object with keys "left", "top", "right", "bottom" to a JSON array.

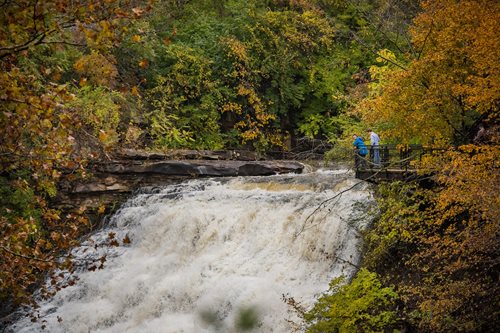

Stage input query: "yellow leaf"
[
  {"left": 74, "top": 60, "right": 85, "bottom": 72},
  {"left": 98, "top": 130, "right": 108, "bottom": 142},
  {"left": 130, "top": 86, "right": 140, "bottom": 96},
  {"left": 138, "top": 59, "right": 149, "bottom": 68}
]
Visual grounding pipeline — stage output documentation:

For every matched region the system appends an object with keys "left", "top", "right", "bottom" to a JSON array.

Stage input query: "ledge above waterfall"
[
  {"left": 97, "top": 160, "right": 304, "bottom": 177},
  {"left": 55, "top": 154, "right": 304, "bottom": 217},
  {"left": 68, "top": 159, "right": 304, "bottom": 195}
]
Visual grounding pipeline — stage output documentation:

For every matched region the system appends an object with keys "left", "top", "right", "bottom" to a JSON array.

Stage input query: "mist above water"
[{"left": 9, "top": 170, "right": 374, "bottom": 333}]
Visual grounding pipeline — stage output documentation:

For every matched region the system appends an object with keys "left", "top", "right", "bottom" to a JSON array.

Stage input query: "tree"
[
  {"left": 365, "top": 145, "right": 500, "bottom": 331},
  {"left": 343, "top": 1, "right": 500, "bottom": 331},
  {"left": 0, "top": 0, "right": 148, "bottom": 309},
  {"left": 358, "top": 0, "right": 499, "bottom": 145}
]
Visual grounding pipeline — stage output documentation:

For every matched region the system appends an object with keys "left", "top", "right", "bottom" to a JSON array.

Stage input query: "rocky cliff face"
[{"left": 55, "top": 150, "right": 304, "bottom": 221}]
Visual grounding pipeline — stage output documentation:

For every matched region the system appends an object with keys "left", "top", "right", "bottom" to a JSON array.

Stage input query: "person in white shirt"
[{"left": 367, "top": 129, "right": 381, "bottom": 167}]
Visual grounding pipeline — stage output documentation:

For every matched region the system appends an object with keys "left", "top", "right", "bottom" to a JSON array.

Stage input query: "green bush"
[
  {"left": 70, "top": 86, "right": 123, "bottom": 135},
  {"left": 305, "top": 268, "right": 399, "bottom": 333}
]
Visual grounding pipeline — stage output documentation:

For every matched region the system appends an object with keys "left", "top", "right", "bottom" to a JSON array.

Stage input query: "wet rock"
[
  {"left": 96, "top": 160, "right": 302, "bottom": 177},
  {"left": 56, "top": 152, "right": 303, "bottom": 216}
]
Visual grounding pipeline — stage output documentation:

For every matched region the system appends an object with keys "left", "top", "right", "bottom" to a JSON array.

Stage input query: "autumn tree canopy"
[
  {"left": 358, "top": 0, "right": 499, "bottom": 145},
  {"left": 342, "top": 0, "right": 500, "bottom": 331},
  {"left": 304, "top": 1, "right": 499, "bottom": 332},
  {"left": 0, "top": 0, "right": 150, "bottom": 310}
]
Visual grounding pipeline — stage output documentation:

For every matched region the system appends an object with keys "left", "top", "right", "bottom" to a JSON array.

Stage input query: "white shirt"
[{"left": 370, "top": 132, "right": 380, "bottom": 146}]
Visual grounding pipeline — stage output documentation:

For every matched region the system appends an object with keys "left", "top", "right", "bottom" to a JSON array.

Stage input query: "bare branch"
[
  {"left": 32, "top": 0, "right": 39, "bottom": 34},
  {"left": 43, "top": 40, "right": 86, "bottom": 47},
  {"left": 331, "top": 253, "right": 360, "bottom": 269},
  {"left": 417, "top": 21, "right": 433, "bottom": 60},
  {"left": 0, "top": 245, "right": 55, "bottom": 263},
  {"left": 295, "top": 155, "right": 417, "bottom": 239},
  {"left": 403, "top": 30, "right": 417, "bottom": 58},
  {"left": 0, "top": 18, "right": 76, "bottom": 59},
  {"left": 351, "top": 32, "right": 408, "bottom": 70},
  {"left": 0, "top": 0, "right": 13, "bottom": 8}
]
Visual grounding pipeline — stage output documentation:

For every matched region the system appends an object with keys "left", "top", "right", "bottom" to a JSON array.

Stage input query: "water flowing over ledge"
[
  {"left": 56, "top": 158, "right": 305, "bottom": 217},
  {"left": 9, "top": 170, "right": 375, "bottom": 333}
]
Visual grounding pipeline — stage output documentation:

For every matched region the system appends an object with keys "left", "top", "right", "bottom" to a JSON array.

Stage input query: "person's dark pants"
[{"left": 355, "top": 153, "right": 367, "bottom": 169}]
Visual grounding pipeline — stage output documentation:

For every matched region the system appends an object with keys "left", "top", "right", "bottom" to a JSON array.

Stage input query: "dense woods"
[{"left": 1, "top": 0, "right": 498, "bottom": 331}]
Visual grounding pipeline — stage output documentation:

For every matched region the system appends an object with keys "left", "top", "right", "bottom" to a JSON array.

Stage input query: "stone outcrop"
[
  {"left": 97, "top": 160, "right": 302, "bottom": 179},
  {"left": 55, "top": 152, "right": 304, "bottom": 217}
]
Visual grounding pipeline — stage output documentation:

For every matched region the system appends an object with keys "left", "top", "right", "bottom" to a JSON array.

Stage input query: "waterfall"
[{"left": 8, "top": 170, "right": 374, "bottom": 333}]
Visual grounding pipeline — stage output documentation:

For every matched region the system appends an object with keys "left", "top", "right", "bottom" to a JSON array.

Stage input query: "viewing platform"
[{"left": 354, "top": 144, "right": 444, "bottom": 182}]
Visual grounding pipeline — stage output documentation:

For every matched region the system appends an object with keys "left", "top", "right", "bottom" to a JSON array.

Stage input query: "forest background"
[{"left": 0, "top": 0, "right": 498, "bottom": 332}]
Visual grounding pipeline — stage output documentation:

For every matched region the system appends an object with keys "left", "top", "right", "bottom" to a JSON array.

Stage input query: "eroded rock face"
[
  {"left": 96, "top": 160, "right": 303, "bottom": 180},
  {"left": 56, "top": 156, "right": 304, "bottom": 217}
]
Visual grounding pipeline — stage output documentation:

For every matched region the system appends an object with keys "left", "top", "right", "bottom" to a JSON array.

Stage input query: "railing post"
[
  {"left": 382, "top": 145, "right": 389, "bottom": 168},
  {"left": 400, "top": 146, "right": 404, "bottom": 169},
  {"left": 406, "top": 146, "right": 411, "bottom": 171},
  {"left": 368, "top": 145, "right": 372, "bottom": 169}
]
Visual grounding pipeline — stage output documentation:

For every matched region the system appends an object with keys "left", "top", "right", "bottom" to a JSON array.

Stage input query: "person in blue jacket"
[{"left": 352, "top": 134, "right": 368, "bottom": 169}]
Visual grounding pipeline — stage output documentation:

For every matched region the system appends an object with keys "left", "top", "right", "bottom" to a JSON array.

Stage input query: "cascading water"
[{"left": 8, "top": 169, "right": 375, "bottom": 333}]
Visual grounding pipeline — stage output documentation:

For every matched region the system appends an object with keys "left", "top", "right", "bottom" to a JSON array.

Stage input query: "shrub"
[{"left": 305, "top": 268, "right": 399, "bottom": 333}]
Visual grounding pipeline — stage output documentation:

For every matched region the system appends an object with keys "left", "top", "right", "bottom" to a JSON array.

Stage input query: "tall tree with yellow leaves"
[
  {"left": 356, "top": 1, "right": 500, "bottom": 331},
  {"left": 359, "top": 0, "right": 499, "bottom": 145}
]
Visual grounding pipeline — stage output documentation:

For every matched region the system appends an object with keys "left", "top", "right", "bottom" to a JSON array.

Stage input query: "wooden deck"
[{"left": 355, "top": 168, "right": 418, "bottom": 182}]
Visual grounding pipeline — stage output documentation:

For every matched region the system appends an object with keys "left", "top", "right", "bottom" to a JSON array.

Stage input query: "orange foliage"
[
  {"left": 0, "top": 0, "right": 148, "bottom": 309},
  {"left": 403, "top": 145, "right": 500, "bottom": 331},
  {"left": 361, "top": 1, "right": 500, "bottom": 330},
  {"left": 413, "top": 0, "right": 500, "bottom": 116},
  {"left": 369, "top": 144, "right": 500, "bottom": 331},
  {"left": 74, "top": 52, "right": 118, "bottom": 88},
  {"left": 359, "top": 0, "right": 499, "bottom": 145}
]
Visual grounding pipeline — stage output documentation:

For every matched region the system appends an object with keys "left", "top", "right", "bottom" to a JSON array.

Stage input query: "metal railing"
[{"left": 355, "top": 144, "right": 446, "bottom": 171}]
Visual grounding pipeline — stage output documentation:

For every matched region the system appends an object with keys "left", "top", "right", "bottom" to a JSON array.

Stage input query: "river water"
[{"left": 8, "top": 169, "right": 374, "bottom": 333}]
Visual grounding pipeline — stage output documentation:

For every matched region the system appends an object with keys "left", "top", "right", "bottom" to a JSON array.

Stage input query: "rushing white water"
[{"left": 9, "top": 170, "right": 375, "bottom": 333}]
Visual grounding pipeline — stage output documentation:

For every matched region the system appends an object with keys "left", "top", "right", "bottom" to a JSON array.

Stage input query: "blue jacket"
[{"left": 353, "top": 137, "right": 368, "bottom": 155}]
